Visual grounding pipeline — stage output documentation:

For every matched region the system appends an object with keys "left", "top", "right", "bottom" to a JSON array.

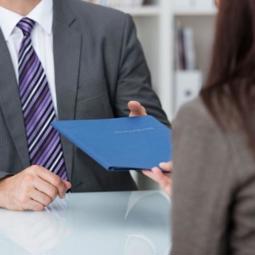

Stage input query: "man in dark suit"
[{"left": 0, "top": 0, "right": 169, "bottom": 211}]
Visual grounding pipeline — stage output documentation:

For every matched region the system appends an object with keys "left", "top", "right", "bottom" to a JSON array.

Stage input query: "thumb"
[{"left": 128, "top": 101, "right": 147, "bottom": 117}]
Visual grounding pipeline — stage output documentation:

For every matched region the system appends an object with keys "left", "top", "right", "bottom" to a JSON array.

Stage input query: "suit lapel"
[
  {"left": 53, "top": 0, "right": 82, "bottom": 179},
  {"left": 0, "top": 30, "right": 30, "bottom": 168}
]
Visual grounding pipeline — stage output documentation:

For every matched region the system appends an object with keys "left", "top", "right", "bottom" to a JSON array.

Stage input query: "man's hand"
[
  {"left": 0, "top": 165, "right": 71, "bottom": 211},
  {"left": 143, "top": 162, "right": 172, "bottom": 196},
  {"left": 128, "top": 101, "right": 147, "bottom": 117}
]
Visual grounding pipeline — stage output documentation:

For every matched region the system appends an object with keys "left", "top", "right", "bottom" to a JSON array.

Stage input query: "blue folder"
[{"left": 52, "top": 116, "right": 172, "bottom": 171}]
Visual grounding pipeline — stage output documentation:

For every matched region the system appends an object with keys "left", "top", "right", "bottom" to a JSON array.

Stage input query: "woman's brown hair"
[{"left": 201, "top": 0, "right": 255, "bottom": 153}]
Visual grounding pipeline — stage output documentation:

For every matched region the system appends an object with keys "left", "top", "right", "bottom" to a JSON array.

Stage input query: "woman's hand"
[{"left": 143, "top": 162, "right": 172, "bottom": 196}]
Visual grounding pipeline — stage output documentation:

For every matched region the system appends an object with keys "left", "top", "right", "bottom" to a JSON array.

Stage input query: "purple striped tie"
[{"left": 17, "top": 17, "right": 68, "bottom": 180}]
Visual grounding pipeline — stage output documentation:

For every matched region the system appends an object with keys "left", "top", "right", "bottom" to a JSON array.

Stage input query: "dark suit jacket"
[
  {"left": 0, "top": 0, "right": 169, "bottom": 192},
  {"left": 171, "top": 98, "right": 255, "bottom": 255}
]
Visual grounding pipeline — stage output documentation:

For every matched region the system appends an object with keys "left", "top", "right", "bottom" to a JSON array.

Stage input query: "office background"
[{"left": 86, "top": 0, "right": 216, "bottom": 189}]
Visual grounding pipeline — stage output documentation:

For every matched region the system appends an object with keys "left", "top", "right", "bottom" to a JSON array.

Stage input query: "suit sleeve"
[
  {"left": 171, "top": 103, "right": 237, "bottom": 255},
  {"left": 114, "top": 14, "right": 170, "bottom": 127},
  {"left": 0, "top": 172, "right": 11, "bottom": 179}
]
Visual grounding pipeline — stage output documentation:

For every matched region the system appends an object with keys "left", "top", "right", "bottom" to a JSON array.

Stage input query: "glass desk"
[{"left": 0, "top": 191, "right": 171, "bottom": 255}]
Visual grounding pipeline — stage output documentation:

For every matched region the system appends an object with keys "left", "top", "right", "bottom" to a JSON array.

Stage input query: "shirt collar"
[
  {"left": 0, "top": 0, "right": 53, "bottom": 41},
  {"left": 28, "top": 0, "right": 53, "bottom": 35},
  {"left": 0, "top": 7, "right": 21, "bottom": 40}
]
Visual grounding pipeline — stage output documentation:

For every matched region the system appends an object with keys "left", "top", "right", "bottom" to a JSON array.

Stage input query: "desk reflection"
[{"left": 0, "top": 191, "right": 170, "bottom": 255}]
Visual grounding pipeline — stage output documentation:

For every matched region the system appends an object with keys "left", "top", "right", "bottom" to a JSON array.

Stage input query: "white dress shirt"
[{"left": 0, "top": 0, "right": 58, "bottom": 113}]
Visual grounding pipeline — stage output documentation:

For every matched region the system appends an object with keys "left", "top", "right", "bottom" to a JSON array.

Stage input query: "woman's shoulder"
[
  {"left": 173, "top": 97, "right": 220, "bottom": 134},
  {"left": 174, "top": 96, "right": 255, "bottom": 181}
]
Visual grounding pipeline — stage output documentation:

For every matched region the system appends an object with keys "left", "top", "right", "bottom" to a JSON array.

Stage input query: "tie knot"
[{"left": 16, "top": 17, "right": 35, "bottom": 37}]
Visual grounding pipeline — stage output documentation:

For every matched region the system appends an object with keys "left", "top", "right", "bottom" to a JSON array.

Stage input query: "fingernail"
[{"left": 160, "top": 162, "right": 169, "bottom": 167}]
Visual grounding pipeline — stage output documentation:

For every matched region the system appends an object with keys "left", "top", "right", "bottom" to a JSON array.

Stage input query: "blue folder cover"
[{"left": 52, "top": 116, "right": 172, "bottom": 171}]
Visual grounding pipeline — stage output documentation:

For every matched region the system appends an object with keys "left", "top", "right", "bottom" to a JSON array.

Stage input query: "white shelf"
[
  {"left": 174, "top": 8, "right": 217, "bottom": 16},
  {"left": 173, "top": 1, "right": 216, "bottom": 116},
  {"left": 114, "top": 6, "right": 161, "bottom": 16},
  {"left": 117, "top": 5, "right": 216, "bottom": 17}
]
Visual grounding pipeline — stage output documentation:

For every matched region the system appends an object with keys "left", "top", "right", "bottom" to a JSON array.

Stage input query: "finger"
[
  {"left": 33, "top": 177, "right": 58, "bottom": 200},
  {"left": 34, "top": 166, "right": 66, "bottom": 198},
  {"left": 165, "top": 179, "right": 173, "bottom": 196},
  {"left": 142, "top": 167, "right": 162, "bottom": 183},
  {"left": 159, "top": 162, "right": 173, "bottom": 172},
  {"left": 29, "top": 188, "right": 53, "bottom": 207},
  {"left": 144, "top": 167, "right": 170, "bottom": 186},
  {"left": 142, "top": 170, "right": 156, "bottom": 181},
  {"left": 63, "top": 181, "right": 72, "bottom": 191},
  {"left": 24, "top": 199, "right": 45, "bottom": 211},
  {"left": 152, "top": 167, "right": 171, "bottom": 183},
  {"left": 143, "top": 168, "right": 172, "bottom": 196},
  {"left": 128, "top": 101, "right": 147, "bottom": 116}
]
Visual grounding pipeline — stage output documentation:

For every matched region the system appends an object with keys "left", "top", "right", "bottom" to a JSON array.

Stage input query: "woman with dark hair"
[{"left": 145, "top": 0, "right": 255, "bottom": 254}]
